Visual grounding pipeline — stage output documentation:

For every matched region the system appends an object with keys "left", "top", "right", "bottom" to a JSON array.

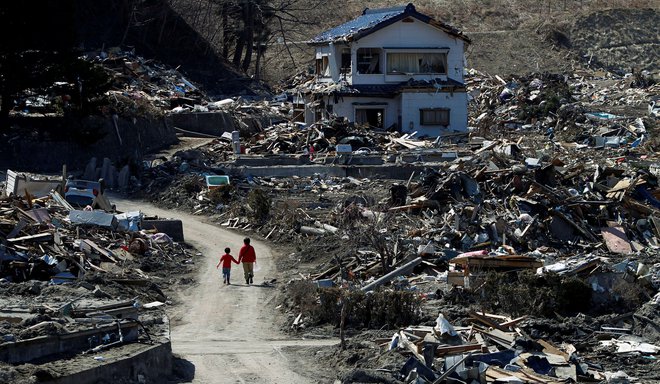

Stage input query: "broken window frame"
[
  {"left": 420, "top": 108, "right": 450, "bottom": 126},
  {"left": 340, "top": 48, "right": 352, "bottom": 76},
  {"left": 386, "top": 51, "right": 448, "bottom": 75},
  {"left": 292, "top": 103, "right": 305, "bottom": 123},
  {"left": 355, "top": 107, "right": 385, "bottom": 129},
  {"left": 315, "top": 55, "right": 331, "bottom": 78},
  {"left": 356, "top": 48, "right": 382, "bottom": 74}
]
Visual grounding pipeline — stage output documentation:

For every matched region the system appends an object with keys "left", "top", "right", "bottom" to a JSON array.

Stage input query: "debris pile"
[
  {"left": 133, "top": 65, "right": 660, "bottom": 381},
  {"left": 467, "top": 70, "right": 658, "bottom": 149},
  {"left": 9, "top": 48, "right": 208, "bottom": 120},
  {"left": 0, "top": 178, "right": 195, "bottom": 378},
  {"left": 197, "top": 69, "right": 658, "bottom": 158},
  {"left": 340, "top": 309, "right": 660, "bottom": 383}
]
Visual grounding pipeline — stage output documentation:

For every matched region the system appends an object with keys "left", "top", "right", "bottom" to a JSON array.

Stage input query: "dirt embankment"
[
  {"left": 570, "top": 8, "right": 659, "bottom": 73},
  {"left": 466, "top": 8, "right": 659, "bottom": 76}
]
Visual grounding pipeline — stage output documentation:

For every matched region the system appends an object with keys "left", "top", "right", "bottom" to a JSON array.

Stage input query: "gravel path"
[{"left": 112, "top": 196, "right": 337, "bottom": 383}]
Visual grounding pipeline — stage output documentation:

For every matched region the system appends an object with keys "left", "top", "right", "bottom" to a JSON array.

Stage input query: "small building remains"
[{"left": 305, "top": 3, "right": 470, "bottom": 137}]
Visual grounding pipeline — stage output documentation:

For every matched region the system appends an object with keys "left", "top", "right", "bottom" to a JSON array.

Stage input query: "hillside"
[
  {"left": 0, "top": 0, "right": 261, "bottom": 97},
  {"left": 211, "top": 0, "right": 659, "bottom": 81},
  {"left": 2, "top": 1, "right": 656, "bottom": 99}
]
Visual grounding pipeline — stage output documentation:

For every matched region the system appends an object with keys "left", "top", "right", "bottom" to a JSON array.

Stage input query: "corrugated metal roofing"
[{"left": 309, "top": 5, "right": 409, "bottom": 44}]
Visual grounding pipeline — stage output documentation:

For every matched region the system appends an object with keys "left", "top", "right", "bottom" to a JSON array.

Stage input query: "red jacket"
[
  {"left": 217, "top": 254, "right": 238, "bottom": 268},
  {"left": 238, "top": 245, "right": 256, "bottom": 263}
]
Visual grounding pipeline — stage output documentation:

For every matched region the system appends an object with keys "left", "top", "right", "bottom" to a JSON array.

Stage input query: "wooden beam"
[
  {"left": 398, "top": 331, "right": 425, "bottom": 363},
  {"left": 500, "top": 316, "right": 527, "bottom": 328},
  {"left": 434, "top": 343, "right": 484, "bottom": 356},
  {"left": 469, "top": 311, "right": 507, "bottom": 331},
  {"left": 7, "top": 232, "right": 52, "bottom": 243}
]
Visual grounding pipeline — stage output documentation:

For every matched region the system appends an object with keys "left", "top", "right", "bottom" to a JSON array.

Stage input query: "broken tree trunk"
[
  {"left": 300, "top": 226, "right": 326, "bottom": 235},
  {"left": 314, "top": 221, "right": 338, "bottom": 233}
]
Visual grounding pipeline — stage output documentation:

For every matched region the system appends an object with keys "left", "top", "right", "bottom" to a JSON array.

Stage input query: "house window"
[
  {"left": 356, "top": 48, "right": 381, "bottom": 74},
  {"left": 341, "top": 48, "right": 351, "bottom": 74},
  {"left": 420, "top": 108, "right": 450, "bottom": 126},
  {"left": 387, "top": 52, "right": 447, "bottom": 74},
  {"left": 315, "top": 56, "right": 330, "bottom": 77},
  {"left": 356, "top": 108, "right": 385, "bottom": 128}
]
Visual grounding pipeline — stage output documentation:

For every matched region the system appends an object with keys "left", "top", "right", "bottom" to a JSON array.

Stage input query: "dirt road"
[{"left": 112, "top": 196, "right": 337, "bottom": 383}]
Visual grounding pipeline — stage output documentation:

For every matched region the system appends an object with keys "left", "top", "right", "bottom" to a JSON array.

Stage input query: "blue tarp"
[{"left": 0, "top": 248, "right": 28, "bottom": 262}]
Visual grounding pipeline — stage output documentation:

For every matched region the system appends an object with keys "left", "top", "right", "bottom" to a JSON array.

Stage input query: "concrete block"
[
  {"left": 40, "top": 342, "right": 171, "bottom": 384},
  {"left": 0, "top": 322, "right": 139, "bottom": 364},
  {"left": 83, "top": 157, "right": 97, "bottom": 181}
]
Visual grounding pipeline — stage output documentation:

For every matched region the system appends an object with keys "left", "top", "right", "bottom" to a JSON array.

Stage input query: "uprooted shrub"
[
  {"left": 207, "top": 185, "right": 233, "bottom": 205},
  {"left": 247, "top": 188, "right": 271, "bottom": 223},
  {"left": 319, "top": 288, "right": 421, "bottom": 329},
  {"left": 288, "top": 280, "right": 321, "bottom": 316},
  {"left": 286, "top": 281, "right": 422, "bottom": 329},
  {"left": 477, "top": 270, "right": 592, "bottom": 317}
]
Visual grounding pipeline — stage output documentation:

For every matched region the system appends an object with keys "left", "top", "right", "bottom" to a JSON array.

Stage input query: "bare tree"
[
  {"left": 213, "top": 0, "right": 324, "bottom": 75},
  {"left": 362, "top": 213, "right": 400, "bottom": 273}
]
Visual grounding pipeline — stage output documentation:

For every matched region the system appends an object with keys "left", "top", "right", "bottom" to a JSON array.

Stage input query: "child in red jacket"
[{"left": 216, "top": 247, "right": 239, "bottom": 284}]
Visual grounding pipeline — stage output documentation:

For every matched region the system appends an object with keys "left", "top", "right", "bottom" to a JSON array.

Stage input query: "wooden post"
[
  {"left": 61, "top": 164, "right": 67, "bottom": 194},
  {"left": 340, "top": 297, "right": 347, "bottom": 350}
]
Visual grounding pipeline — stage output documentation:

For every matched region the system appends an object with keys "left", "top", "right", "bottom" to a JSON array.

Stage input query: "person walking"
[
  {"left": 216, "top": 247, "right": 239, "bottom": 285},
  {"left": 237, "top": 238, "right": 256, "bottom": 284}
]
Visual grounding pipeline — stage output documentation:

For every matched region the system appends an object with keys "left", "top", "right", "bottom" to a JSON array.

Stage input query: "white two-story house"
[{"left": 304, "top": 3, "right": 470, "bottom": 137}]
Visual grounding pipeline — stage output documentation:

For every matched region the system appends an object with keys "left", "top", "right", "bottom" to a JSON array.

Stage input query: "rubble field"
[
  {"left": 118, "top": 65, "right": 660, "bottom": 383},
  {"left": 0, "top": 186, "right": 200, "bottom": 383},
  {"left": 2, "top": 64, "right": 658, "bottom": 382},
  {"left": 1, "top": 14, "right": 659, "bottom": 382}
]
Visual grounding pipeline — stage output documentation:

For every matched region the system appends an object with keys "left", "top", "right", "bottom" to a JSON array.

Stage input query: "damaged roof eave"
[
  {"left": 308, "top": 37, "right": 354, "bottom": 47},
  {"left": 308, "top": 9, "right": 470, "bottom": 46}
]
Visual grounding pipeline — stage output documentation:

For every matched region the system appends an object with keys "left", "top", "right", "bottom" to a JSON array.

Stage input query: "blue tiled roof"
[
  {"left": 310, "top": 5, "right": 410, "bottom": 44},
  {"left": 309, "top": 3, "right": 469, "bottom": 45}
]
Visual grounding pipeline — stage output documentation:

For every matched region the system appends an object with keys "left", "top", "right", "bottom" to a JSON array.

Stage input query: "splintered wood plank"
[
  {"left": 434, "top": 343, "right": 484, "bottom": 356},
  {"left": 7, "top": 232, "right": 52, "bottom": 242},
  {"left": 469, "top": 311, "right": 507, "bottom": 331}
]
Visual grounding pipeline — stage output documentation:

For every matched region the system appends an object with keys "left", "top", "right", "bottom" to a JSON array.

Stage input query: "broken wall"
[
  {"left": 2, "top": 115, "right": 176, "bottom": 172},
  {"left": 168, "top": 112, "right": 237, "bottom": 136}
]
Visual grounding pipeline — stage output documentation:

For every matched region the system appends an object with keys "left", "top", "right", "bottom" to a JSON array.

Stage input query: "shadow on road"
[
  {"left": 168, "top": 355, "right": 195, "bottom": 383},
  {"left": 231, "top": 283, "right": 276, "bottom": 289}
]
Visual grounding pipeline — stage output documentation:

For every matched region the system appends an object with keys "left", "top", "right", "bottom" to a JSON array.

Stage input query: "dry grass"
[{"left": 168, "top": 0, "right": 656, "bottom": 81}]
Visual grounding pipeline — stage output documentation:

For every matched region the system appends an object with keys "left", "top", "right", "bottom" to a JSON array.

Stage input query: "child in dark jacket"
[{"left": 216, "top": 247, "right": 239, "bottom": 284}]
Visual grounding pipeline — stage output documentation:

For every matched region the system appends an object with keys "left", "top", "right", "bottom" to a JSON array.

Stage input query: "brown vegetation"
[{"left": 166, "top": 0, "right": 658, "bottom": 81}]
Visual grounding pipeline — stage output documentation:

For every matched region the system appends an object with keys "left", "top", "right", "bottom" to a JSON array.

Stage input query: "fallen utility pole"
[{"left": 361, "top": 257, "right": 422, "bottom": 292}]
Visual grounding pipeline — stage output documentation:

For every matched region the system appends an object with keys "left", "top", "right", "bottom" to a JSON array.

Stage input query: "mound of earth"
[{"left": 466, "top": 8, "right": 659, "bottom": 76}]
